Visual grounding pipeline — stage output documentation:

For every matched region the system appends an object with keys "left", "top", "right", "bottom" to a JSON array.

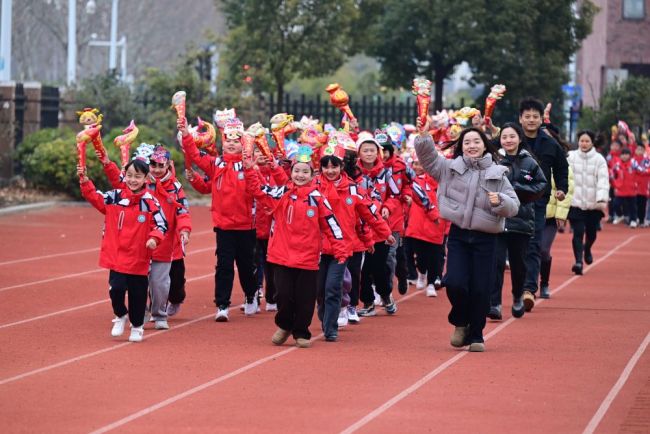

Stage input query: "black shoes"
[
  {"left": 512, "top": 296, "right": 525, "bottom": 318},
  {"left": 540, "top": 284, "right": 550, "bottom": 299},
  {"left": 572, "top": 262, "right": 583, "bottom": 275},
  {"left": 584, "top": 250, "right": 593, "bottom": 265},
  {"left": 398, "top": 278, "right": 408, "bottom": 295},
  {"left": 487, "top": 305, "right": 502, "bottom": 321}
]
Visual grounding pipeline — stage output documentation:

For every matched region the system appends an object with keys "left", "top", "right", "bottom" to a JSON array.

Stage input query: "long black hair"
[
  {"left": 498, "top": 122, "right": 531, "bottom": 155},
  {"left": 443, "top": 127, "right": 498, "bottom": 159},
  {"left": 320, "top": 151, "right": 361, "bottom": 180}
]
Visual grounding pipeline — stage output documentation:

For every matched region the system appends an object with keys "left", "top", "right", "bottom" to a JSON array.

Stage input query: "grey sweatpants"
[{"left": 149, "top": 261, "right": 172, "bottom": 321}]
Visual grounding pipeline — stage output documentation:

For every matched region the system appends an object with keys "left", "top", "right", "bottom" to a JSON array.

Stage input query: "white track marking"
[
  {"left": 582, "top": 332, "right": 650, "bottom": 434},
  {"left": 339, "top": 234, "right": 640, "bottom": 433}
]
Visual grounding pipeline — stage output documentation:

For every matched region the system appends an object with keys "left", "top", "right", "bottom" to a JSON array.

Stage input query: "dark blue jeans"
[
  {"left": 523, "top": 200, "right": 547, "bottom": 294},
  {"left": 444, "top": 225, "right": 497, "bottom": 344},
  {"left": 317, "top": 255, "right": 349, "bottom": 339}
]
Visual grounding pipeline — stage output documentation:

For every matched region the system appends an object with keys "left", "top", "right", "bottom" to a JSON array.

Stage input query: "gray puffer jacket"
[{"left": 414, "top": 133, "right": 520, "bottom": 234}]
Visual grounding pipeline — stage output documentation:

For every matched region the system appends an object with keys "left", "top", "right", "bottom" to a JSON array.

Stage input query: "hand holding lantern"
[
  {"left": 412, "top": 78, "right": 432, "bottom": 128},
  {"left": 483, "top": 84, "right": 506, "bottom": 121},
  {"left": 114, "top": 120, "right": 139, "bottom": 169},
  {"left": 326, "top": 83, "right": 356, "bottom": 124}
]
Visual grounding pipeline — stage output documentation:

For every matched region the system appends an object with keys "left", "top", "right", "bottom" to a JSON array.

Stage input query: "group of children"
[
  {"left": 606, "top": 128, "right": 650, "bottom": 228},
  {"left": 78, "top": 94, "right": 648, "bottom": 351}
]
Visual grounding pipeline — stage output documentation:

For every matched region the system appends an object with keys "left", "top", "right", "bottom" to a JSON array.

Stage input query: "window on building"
[{"left": 623, "top": 0, "right": 645, "bottom": 19}]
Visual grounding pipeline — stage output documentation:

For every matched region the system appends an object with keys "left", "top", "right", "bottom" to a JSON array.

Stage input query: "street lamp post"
[
  {"left": 0, "top": 0, "right": 12, "bottom": 82},
  {"left": 67, "top": 0, "right": 76, "bottom": 85}
]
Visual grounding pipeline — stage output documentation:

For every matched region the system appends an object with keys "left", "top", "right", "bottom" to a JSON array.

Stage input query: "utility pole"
[{"left": 0, "top": 0, "right": 12, "bottom": 81}]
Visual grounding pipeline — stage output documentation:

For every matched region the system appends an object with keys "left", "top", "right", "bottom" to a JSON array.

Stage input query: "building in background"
[{"left": 576, "top": 0, "right": 650, "bottom": 107}]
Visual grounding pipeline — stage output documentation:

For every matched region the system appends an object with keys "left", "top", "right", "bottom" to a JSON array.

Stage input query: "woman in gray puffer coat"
[
  {"left": 415, "top": 121, "right": 519, "bottom": 352},
  {"left": 489, "top": 123, "right": 547, "bottom": 321}
]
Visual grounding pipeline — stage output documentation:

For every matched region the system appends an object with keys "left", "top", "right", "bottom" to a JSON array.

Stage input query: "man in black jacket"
[{"left": 518, "top": 98, "right": 569, "bottom": 310}]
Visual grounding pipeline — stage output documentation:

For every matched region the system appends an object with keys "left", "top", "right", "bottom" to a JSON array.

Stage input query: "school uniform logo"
[
  {"left": 306, "top": 209, "right": 315, "bottom": 218},
  {"left": 345, "top": 197, "right": 353, "bottom": 205},
  {"left": 238, "top": 172, "right": 245, "bottom": 180},
  {"left": 137, "top": 215, "right": 146, "bottom": 223}
]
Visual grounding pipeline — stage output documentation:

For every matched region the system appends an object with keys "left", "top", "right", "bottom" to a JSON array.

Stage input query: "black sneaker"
[
  {"left": 398, "top": 278, "right": 408, "bottom": 295},
  {"left": 384, "top": 295, "right": 398, "bottom": 315},
  {"left": 487, "top": 305, "right": 502, "bottom": 320},
  {"left": 512, "top": 296, "right": 525, "bottom": 318},
  {"left": 584, "top": 250, "right": 593, "bottom": 265},
  {"left": 572, "top": 262, "right": 583, "bottom": 275},
  {"left": 357, "top": 304, "right": 376, "bottom": 317},
  {"left": 539, "top": 284, "right": 550, "bottom": 299}
]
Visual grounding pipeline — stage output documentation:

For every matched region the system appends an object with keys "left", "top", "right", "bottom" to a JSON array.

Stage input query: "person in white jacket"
[{"left": 567, "top": 130, "right": 610, "bottom": 275}]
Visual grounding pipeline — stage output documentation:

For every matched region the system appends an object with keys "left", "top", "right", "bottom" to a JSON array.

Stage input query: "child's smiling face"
[{"left": 124, "top": 165, "right": 147, "bottom": 192}]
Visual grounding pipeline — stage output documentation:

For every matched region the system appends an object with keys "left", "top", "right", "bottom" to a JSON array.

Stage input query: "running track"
[{"left": 0, "top": 205, "right": 648, "bottom": 433}]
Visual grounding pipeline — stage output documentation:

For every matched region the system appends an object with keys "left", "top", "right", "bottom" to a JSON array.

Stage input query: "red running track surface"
[{"left": 0, "top": 205, "right": 648, "bottom": 433}]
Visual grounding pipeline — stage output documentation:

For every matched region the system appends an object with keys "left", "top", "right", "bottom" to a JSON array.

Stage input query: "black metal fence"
[{"left": 268, "top": 94, "right": 430, "bottom": 130}]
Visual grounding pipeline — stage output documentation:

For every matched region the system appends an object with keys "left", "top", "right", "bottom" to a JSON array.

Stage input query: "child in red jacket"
[
  {"left": 612, "top": 148, "right": 638, "bottom": 227},
  {"left": 244, "top": 148, "right": 348, "bottom": 348},
  {"left": 316, "top": 142, "right": 395, "bottom": 341},
  {"left": 98, "top": 145, "right": 191, "bottom": 329},
  {"left": 78, "top": 159, "right": 168, "bottom": 342},
  {"left": 178, "top": 117, "right": 259, "bottom": 321},
  {"left": 405, "top": 157, "right": 447, "bottom": 297},
  {"left": 632, "top": 144, "right": 650, "bottom": 226}
]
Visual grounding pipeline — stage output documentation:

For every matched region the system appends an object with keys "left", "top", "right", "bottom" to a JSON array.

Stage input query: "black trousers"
[
  {"left": 255, "top": 238, "right": 276, "bottom": 303},
  {"left": 360, "top": 241, "right": 391, "bottom": 305},
  {"left": 636, "top": 195, "right": 647, "bottom": 223},
  {"left": 492, "top": 232, "right": 530, "bottom": 306},
  {"left": 444, "top": 225, "right": 497, "bottom": 344},
  {"left": 214, "top": 228, "right": 257, "bottom": 308},
  {"left": 347, "top": 251, "right": 364, "bottom": 307},
  {"left": 108, "top": 270, "right": 148, "bottom": 327},
  {"left": 569, "top": 208, "right": 603, "bottom": 264},
  {"left": 619, "top": 197, "right": 637, "bottom": 223},
  {"left": 167, "top": 258, "right": 186, "bottom": 304},
  {"left": 272, "top": 263, "right": 318, "bottom": 340},
  {"left": 410, "top": 237, "right": 445, "bottom": 284},
  {"left": 404, "top": 237, "right": 418, "bottom": 280}
]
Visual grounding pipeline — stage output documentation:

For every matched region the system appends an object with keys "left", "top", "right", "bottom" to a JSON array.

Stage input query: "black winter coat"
[
  {"left": 498, "top": 150, "right": 548, "bottom": 235},
  {"left": 525, "top": 128, "right": 568, "bottom": 202}
]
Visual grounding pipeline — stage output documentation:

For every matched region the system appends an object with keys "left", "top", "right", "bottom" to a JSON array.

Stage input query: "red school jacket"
[
  {"left": 104, "top": 162, "right": 192, "bottom": 262},
  {"left": 612, "top": 159, "right": 637, "bottom": 197},
  {"left": 379, "top": 154, "right": 413, "bottom": 235},
  {"left": 405, "top": 174, "right": 447, "bottom": 245},
  {"left": 316, "top": 173, "right": 392, "bottom": 256},
  {"left": 245, "top": 170, "right": 348, "bottom": 270},
  {"left": 80, "top": 179, "right": 168, "bottom": 276},
  {"left": 356, "top": 158, "right": 400, "bottom": 240},
  {"left": 187, "top": 170, "right": 213, "bottom": 195},
  {"left": 255, "top": 164, "right": 289, "bottom": 240},
  {"left": 182, "top": 134, "right": 254, "bottom": 231},
  {"left": 633, "top": 155, "right": 650, "bottom": 197}
]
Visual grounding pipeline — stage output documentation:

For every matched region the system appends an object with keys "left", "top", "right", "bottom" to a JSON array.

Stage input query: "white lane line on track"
[
  {"left": 582, "top": 331, "right": 650, "bottom": 434},
  {"left": 339, "top": 234, "right": 641, "bottom": 434},
  {"left": 0, "top": 230, "right": 214, "bottom": 267},
  {"left": 0, "top": 246, "right": 216, "bottom": 293},
  {"left": 0, "top": 248, "right": 99, "bottom": 266},
  {"left": 0, "top": 272, "right": 215, "bottom": 330},
  {"left": 86, "top": 288, "right": 425, "bottom": 434}
]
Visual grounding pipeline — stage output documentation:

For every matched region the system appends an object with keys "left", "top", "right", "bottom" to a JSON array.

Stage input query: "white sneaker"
[
  {"left": 166, "top": 303, "right": 181, "bottom": 317},
  {"left": 215, "top": 307, "right": 229, "bottom": 322},
  {"left": 347, "top": 305, "right": 360, "bottom": 323},
  {"left": 244, "top": 298, "right": 258, "bottom": 316},
  {"left": 416, "top": 272, "right": 427, "bottom": 289},
  {"left": 425, "top": 284, "right": 438, "bottom": 297},
  {"left": 407, "top": 279, "right": 417, "bottom": 286},
  {"left": 613, "top": 216, "right": 625, "bottom": 225},
  {"left": 630, "top": 220, "right": 638, "bottom": 228},
  {"left": 337, "top": 308, "right": 349, "bottom": 327},
  {"left": 266, "top": 303, "right": 278, "bottom": 312},
  {"left": 128, "top": 325, "right": 144, "bottom": 342},
  {"left": 374, "top": 290, "right": 383, "bottom": 306},
  {"left": 111, "top": 315, "right": 128, "bottom": 337},
  {"left": 154, "top": 319, "right": 170, "bottom": 330}
]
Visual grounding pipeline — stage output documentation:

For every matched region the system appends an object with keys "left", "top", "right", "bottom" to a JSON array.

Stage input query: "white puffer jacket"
[{"left": 567, "top": 147, "right": 609, "bottom": 210}]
